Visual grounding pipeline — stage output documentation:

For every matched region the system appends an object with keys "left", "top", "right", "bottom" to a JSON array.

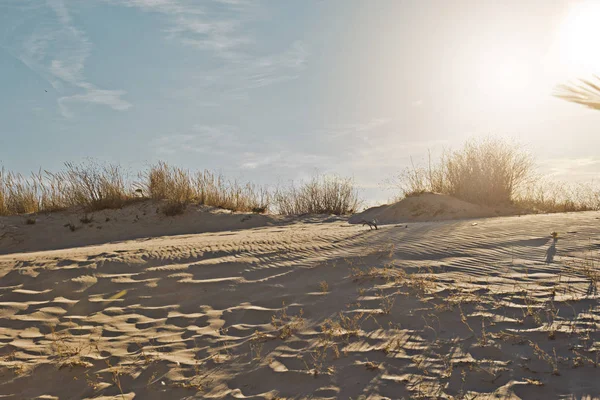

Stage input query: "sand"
[
  {"left": 0, "top": 201, "right": 599, "bottom": 399},
  {"left": 349, "top": 193, "right": 521, "bottom": 225}
]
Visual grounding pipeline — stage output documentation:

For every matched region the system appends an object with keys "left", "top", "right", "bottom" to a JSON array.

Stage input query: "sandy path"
[{"left": 0, "top": 212, "right": 598, "bottom": 399}]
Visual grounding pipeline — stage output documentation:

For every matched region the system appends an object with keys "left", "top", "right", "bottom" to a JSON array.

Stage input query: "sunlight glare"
[
  {"left": 474, "top": 54, "right": 533, "bottom": 105},
  {"left": 558, "top": 1, "right": 600, "bottom": 74}
]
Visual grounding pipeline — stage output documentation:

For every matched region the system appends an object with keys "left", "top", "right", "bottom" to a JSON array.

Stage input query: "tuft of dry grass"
[
  {"left": 58, "top": 161, "right": 132, "bottom": 211},
  {"left": 514, "top": 179, "right": 600, "bottom": 213},
  {"left": 396, "top": 137, "right": 600, "bottom": 213},
  {"left": 161, "top": 201, "right": 187, "bottom": 217},
  {"left": 274, "top": 174, "right": 360, "bottom": 215},
  {"left": 2, "top": 160, "right": 360, "bottom": 217},
  {"left": 0, "top": 168, "right": 53, "bottom": 215},
  {"left": 0, "top": 161, "right": 272, "bottom": 216},
  {"left": 145, "top": 162, "right": 270, "bottom": 214},
  {"left": 0, "top": 161, "right": 133, "bottom": 215},
  {"left": 397, "top": 137, "right": 533, "bottom": 206}
]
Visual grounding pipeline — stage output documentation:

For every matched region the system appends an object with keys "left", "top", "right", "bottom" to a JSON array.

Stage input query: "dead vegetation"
[
  {"left": 1, "top": 161, "right": 360, "bottom": 217},
  {"left": 144, "top": 162, "right": 271, "bottom": 215},
  {"left": 396, "top": 137, "right": 600, "bottom": 213},
  {"left": 0, "top": 162, "right": 135, "bottom": 216},
  {"left": 273, "top": 174, "right": 360, "bottom": 215},
  {"left": 554, "top": 75, "right": 600, "bottom": 111}
]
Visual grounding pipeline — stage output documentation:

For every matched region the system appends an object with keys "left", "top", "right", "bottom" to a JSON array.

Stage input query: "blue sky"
[{"left": 2, "top": 0, "right": 600, "bottom": 203}]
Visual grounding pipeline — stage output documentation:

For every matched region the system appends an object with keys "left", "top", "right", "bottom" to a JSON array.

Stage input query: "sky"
[{"left": 2, "top": 0, "right": 600, "bottom": 204}]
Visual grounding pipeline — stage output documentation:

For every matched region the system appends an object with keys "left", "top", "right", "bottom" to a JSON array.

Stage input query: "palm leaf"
[{"left": 554, "top": 76, "right": 600, "bottom": 110}]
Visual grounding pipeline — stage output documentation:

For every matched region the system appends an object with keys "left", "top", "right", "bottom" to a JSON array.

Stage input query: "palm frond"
[{"left": 554, "top": 75, "right": 600, "bottom": 110}]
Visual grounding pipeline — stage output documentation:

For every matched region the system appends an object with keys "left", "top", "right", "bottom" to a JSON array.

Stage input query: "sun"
[{"left": 558, "top": 1, "right": 600, "bottom": 74}]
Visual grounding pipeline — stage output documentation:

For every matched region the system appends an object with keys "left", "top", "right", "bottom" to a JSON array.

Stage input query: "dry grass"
[
  {"left": 274, "top": 174, "right": 360, "bottom": 215},
  {"left": 397, "top": 137, "right": 600, "bottom": 212},
  {"left": 555, "top": 76, "right": 600, "bottom": 111},
  {"left": 0, "top": 162, "right": 132, "bottom": 216},
  {"left": 514, "top": 179, "right": 600, "bottom": 213},
  {"left": 0, "top": 161, "right": 272, "bottom": 216},
  {"left": 1, "top": 161, "right": 362, "bottom": 217},
  {"left": 398, "top": 137, "right": 533, "bottom": 206},
  {"left": 57, "top": 161, "right": 132, "bottom": 211},
  {"left": 144, "top": 162, "right": 270, "bottom": 215}
]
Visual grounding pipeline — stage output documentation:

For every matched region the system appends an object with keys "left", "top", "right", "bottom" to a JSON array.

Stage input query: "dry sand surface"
[
  {"left": 0, "top": 203, "right": 599, "bottom": 399},
  {"left": 349, "top": 193, "right": 522, "bottom": 225}
]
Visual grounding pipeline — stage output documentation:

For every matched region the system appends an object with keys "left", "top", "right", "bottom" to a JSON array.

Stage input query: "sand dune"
[
  {"left": 0, "top": 207, "right": 599, "bottom": 399},
  {"left": 349, "top": 193, "right": 522, "bottom": 225},
  {"left": 0, "top": 201, "right": 290, "bottom": 255}
]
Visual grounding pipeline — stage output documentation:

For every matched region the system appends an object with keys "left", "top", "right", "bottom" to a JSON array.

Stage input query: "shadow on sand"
[{"left": 545, "top": 237, "right": 557, "bottom": 264}]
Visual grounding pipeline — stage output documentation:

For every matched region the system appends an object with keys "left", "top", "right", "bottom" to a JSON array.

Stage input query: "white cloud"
[
  {"left": 150, "top": 125, "right": 248, "bottom": 155},
  {"left": 538, "top": 157, "right": 600, "bottom": 180},
  {"left": 239, "top": 151, "right": 331, "bottom": 171},
  {"left": 113, "top": 0, "right": 251, "bottom": 58},
  {"left": 112, "top": 0, "right": 308, "bottom": 97},
  {"left": 317, "top": 118, "right": 392, "bottom": 142},
  {"left": 47, "top": 0, "right": 72, "bottom": 24},
  {"left": 4, "top": 0, "right": 132, "bottom": 118},
  {"left": 58, "top": 89, "right": 132, "bottom": 118}
]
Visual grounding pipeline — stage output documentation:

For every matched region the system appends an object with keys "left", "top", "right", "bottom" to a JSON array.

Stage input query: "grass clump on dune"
[
  {"left": 514, "top": 179, "right": 600, "bottom": 213},
  {"left": 397, "top": 137, "right": 600, "bottom": 213},
  {"left": 274, "top": 174, "right": 360, "bottom": 216},
  {"left": 144, "top": 161, "right": 270, "bottom": 215},
  {"left": 1, "top": 161, "right": 361, "bottom": 217},
  {"left": 57, "top": 161, "right": 132, "bottom": 211},
  {"left": 399, "top": 137, "right": 533, "bottom": 206},
  {"left": 0, "top": 162, "right": 133, "bottom": 216}
]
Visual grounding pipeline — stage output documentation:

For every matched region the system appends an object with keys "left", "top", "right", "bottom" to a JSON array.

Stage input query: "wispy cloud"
[
  {"left": 318, "top": 118, "right": 392, "bottom": 142},
  {"left": 112, "top": 0, "right": 252, "bottom": 58},
  {"left": 150, "top": 123, "right": 330, "bottom": 175},
  {"left": 237, "top": 118, "right": 394, "bottom": 173},
  {"left": 58, "top": 88, "right": 131, "bottom": 118},
  {"left": 2, "top": 0, "right": 131, "bottom": 118},
  {"left": 112, "top": 0, "right": 308, "bottom": 98},
  {"left": 151, "top": 125, "right": 249, "bottom": 155},
  {"left": 239, "top": 151, "right": 330, "bottom": 171},
  {"left": 539, "top": 157, "right": 600, "bottom": 180}
]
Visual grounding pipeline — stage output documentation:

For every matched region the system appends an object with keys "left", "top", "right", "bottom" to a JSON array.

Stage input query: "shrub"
[
  {"left": 56, "top": 161, "right": 132, "bottom": 211},
  {"left": 0, "top": 162, "right": 133, "bottom": 216},
  {"left": 514, "top": 179, "right": 600, "bottom": 213},
  {"left": 397, "top": 137, "right": 600, "bottom": 212},
  {"left": 274, "top": 174, "right": 360, "bottom": 215},
  {"left": 144, "top": 162, "right": 269, "bottom": 213},
  {"left": 161, "top": 201, "right": 186, "bottom": 216},
  {"left": 397, "top": 137, "right": 534, "bottom": 206},
  {"left": 0, "top": 168, "right": 41, "bottom": 215},
  {"left": 146, "top": 162, "right": 194, "bottom": 204}
]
